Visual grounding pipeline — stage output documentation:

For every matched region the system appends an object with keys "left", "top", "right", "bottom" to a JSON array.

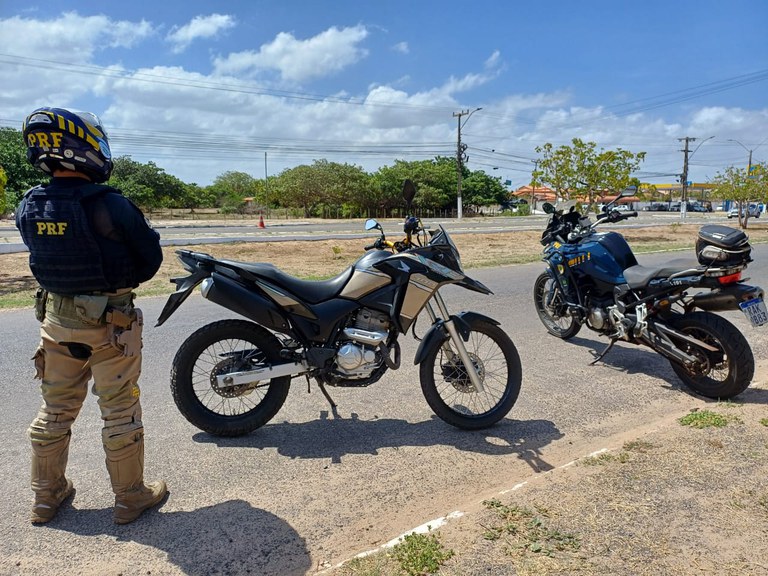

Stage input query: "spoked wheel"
[
  {"left": 170, "top": 319, "right": 291, "bottom": 436},
  {"left": 533, "top": 272, "right": 581, "bottom": 339},
  {"left": 420, "top": 317, "right": 522, "bottom": 430},
  {"left": 667, "top": 312, "right": 754, "bottom": 399}
]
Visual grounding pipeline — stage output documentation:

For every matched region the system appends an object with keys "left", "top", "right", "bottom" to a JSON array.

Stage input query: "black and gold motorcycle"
[{"left": 156, "top": 181, "right": 522, "bottom": 436}]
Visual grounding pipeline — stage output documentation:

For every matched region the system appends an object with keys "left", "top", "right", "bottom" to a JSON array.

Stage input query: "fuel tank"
[
  {"left": 560, "top": 231, "right": 638, "bottom": 288},
  {"left": 338, "top": 250, "right": 393, "bottom": 300}
]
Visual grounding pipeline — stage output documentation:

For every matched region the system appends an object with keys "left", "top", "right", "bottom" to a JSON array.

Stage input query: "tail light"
[{"left": 718, "top": 272, "right": 742, "bottom": 285}]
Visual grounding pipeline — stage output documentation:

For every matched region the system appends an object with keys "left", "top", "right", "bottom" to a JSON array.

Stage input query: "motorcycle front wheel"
[
  {"left": 419, "top": 317, "right": 522, "bottom": 430},
  {"left": 170, "top": 319, "right": 291, "bottom": 436},
  {"left": 667, "top": 311, "right": 754, "bottom": 399},
  {"left": 533, "top": 272, "right": 581, "bottom": 339}
]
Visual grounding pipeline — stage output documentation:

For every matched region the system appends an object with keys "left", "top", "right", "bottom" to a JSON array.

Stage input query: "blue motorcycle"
[{"left": 534, "top": 189, "right": 766, "bottom": 399}]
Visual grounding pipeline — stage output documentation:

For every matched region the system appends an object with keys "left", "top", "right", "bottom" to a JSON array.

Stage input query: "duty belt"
[{"left": 45, "top": 290, "right": 135, "bottom": 329}]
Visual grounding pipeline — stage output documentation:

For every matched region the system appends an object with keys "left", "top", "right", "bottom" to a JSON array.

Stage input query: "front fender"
[{"left": 413, "top": 311, "right": 500, "bottom": 365}]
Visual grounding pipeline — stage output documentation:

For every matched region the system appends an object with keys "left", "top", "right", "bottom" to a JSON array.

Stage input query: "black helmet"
[
  {"left": 404, "top": 216, "right": 420, "bottom": 234},
  {"left": 23, "top": 107, "right": 113, "bottom": 183}
]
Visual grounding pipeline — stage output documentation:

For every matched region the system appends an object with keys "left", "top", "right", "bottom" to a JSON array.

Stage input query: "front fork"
[{"left": 423, "top": 293, "right": 486, "bottom": 393}]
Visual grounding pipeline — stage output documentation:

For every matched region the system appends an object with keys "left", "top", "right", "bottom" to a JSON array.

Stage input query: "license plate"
[{"left": 739, "top": 297, "right": 768, "bottom": 327}]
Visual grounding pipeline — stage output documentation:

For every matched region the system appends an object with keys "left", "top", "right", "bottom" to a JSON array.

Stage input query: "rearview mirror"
[
  {"left": 542, "top": 202, "right": 555, "bottom": 214},
  {"left": 364, "top": 219, "right": 381, "bottom": 231},
  {"left": 402, "top": 179, "right": 416, "bottom": 208}
]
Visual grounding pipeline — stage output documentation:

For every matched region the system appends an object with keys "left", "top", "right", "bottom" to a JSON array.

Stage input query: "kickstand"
[
  {"left": 315, "top": 379, "right": 339, "bottom": 417},
  {"left": 590, "top": 339, "right": 617, "bottom": 365}
]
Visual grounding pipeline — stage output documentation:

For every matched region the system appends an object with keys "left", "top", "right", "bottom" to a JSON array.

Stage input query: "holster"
[
  {"left": 34, "top": 288, "right": 48, "bottom": 322},
  {"left": 109, "top": 309, "right": 143, "bottom": 357}
]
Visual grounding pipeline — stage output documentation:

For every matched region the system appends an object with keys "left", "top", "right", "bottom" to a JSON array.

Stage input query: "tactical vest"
[{"left": 17, "top": 183, "right": 120, "bottom": 294}]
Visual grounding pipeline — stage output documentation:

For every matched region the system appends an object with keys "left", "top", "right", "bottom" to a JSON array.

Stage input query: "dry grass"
[
  {"left": 429, "top": 389, "right": 768, "bottom": 576},
  {"left": 3, "top": 221, "right": 768, "bottom": 310}
]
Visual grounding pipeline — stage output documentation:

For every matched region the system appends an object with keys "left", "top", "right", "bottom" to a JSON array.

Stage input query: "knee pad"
[
  {"left": 102, "top": 417, "right": 144, "bottom": 452},
  {"left": 29, "top": 411, "right": 74, "bottom": 446}
]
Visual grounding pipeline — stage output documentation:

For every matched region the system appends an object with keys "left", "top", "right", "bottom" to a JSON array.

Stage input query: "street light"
[
  {"left": 453, "top": 107, "right": 482, "bottom": 219},
  {"left": 728, "top": 138, "right": 768, "bottom": 215},
  {"left": 679, "top": 135, "right": 714, "bottom": 219},
  {"left": 728, "top": 139, "right": 753, "bottom": 175}
]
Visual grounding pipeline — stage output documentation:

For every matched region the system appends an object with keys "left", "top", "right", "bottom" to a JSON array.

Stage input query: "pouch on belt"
[{"left": 73, "top": 294, "right": 110, "bottom": 326}]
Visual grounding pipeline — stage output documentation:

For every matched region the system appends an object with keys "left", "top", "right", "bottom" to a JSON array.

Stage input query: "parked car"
[
  {"left": 643, "top": 203, "right": 668, "bottom": 211},
  {"left": 728, "top": 204, "right": 761, "bottom": 219}
]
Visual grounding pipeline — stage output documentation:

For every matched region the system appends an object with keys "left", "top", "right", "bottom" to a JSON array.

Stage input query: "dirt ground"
[
  {"left": 432, "top": 365, "right": 768, "bottom": 576},
  {"left": 327, "top": 361, "right": 768, "bottom": 576}
]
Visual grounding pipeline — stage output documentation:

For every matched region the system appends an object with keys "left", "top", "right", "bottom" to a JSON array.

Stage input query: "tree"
[
  {"left": 711, "top": 164, "right": 767, "bottom": 229},
  {"left": 461, "top": 171, "right": 506, "bottom": 211},
  {"left": 0, "top": 127, "right": 44, "bottom": 206},
  {"left": 272, "top": 161, "right": 333, "bottom": 217},
  {"left": 208, "top": 171, "right": 263, "bottom": 213},
  {"left": 535, "top": 141, "right": 576, "bottom": 200},
  {"left": 110, "top": 156, "right": 191, "bottom": 210},
  {"left": 535, "top": 139, "right": 645, "bottom": 207},
  {"left": 0, "top": 165, "right": 7, "bottom": 216}
]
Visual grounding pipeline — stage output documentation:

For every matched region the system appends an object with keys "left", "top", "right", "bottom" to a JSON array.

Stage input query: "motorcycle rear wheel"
[
  {"left": 533, "top": 272, "right": 581, "bottom": 339},
  {"left": 419, "top": 317, "right": 522, "bottom": 430},
  {"left": 170, "top": 319, "right": 291, "bottom": 436},
  {"left": 667, "top": 311, "right": 754, "bottom": 399}
]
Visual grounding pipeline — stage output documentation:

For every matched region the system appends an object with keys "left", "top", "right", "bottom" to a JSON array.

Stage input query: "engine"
[
  {"left": 587, "top": 306, "right": 610, "bottom": 330},
  {"left": 334, "top": 308, "right": 391, "bottom": 379},
  {"left": 587, "top": 303, "right": 645, "bottom": 341}
]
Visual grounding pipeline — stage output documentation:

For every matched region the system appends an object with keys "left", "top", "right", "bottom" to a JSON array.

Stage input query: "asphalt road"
[{"left": 1, "top": 245, "right": 766, "bottom": 575}]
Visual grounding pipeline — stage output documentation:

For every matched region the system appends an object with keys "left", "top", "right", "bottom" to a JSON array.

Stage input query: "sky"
[{"left": 1, "top": 0, "right": 766, "bottom": 188}]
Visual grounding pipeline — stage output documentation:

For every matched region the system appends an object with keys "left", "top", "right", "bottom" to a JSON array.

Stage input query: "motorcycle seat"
[
  {"left": 623, "top": 258, "right": 704, "bottom": 289},
  {"left": 217, "top": 259, "right": 355, "bottom": 304}
]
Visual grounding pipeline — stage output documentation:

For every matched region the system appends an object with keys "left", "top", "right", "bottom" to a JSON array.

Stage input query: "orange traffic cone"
[{"left": 258, "top": 215, "right": 265, "bottom": 229}]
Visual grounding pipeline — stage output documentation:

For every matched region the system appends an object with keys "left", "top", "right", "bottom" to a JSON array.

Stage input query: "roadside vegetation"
[{"left": 330, "top": 400, "right": 768, "bottom": 575}]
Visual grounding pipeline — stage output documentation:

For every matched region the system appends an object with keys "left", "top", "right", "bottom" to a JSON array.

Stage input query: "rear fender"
[{"left": 690, "top": 283, "right": 764, "bottom": 312}]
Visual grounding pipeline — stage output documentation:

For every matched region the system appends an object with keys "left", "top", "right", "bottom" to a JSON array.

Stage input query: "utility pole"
[
  {"left": 264, "top": 152, "right": 269, "bottom": 199},
  {"left": 530, "top": 159, "right": 539, "bottom": 211},
  {"left": 728, "top": 139, "right": 754, "bottom": 176},
  {"left": 679, "top": 136, "right": 694, "bottom": 220},
  {"left": 453, "top": 107, "right": 481, "bottom": 220}
]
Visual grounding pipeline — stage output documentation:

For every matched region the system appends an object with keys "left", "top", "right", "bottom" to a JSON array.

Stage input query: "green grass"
[
  {"left": 481, "top": 499, "right": 580, "bottom": 557},
  {"left": 391, "top": 531, "right": 454, "bottom": 576},
  {"left": 679, "top": 409, "right": 741, "bottom": 429}
]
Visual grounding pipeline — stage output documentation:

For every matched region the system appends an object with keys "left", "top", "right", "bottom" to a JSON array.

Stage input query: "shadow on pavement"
[
  {"left": 567, "top": 335, "right": 768, "bottom": 404},
  {"left": 50, "top": 499, "right": 311, "bottom": 576},
  {"left": 193, "top": 414, "right": 564, "bottom": 472}
]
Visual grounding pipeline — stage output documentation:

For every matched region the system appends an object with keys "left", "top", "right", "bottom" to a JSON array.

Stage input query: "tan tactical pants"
[{"left": 29, "top": 291, "right": 146, "bottom": 500}]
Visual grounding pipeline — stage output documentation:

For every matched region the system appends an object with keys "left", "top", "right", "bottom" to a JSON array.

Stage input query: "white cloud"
[
  {"left": 1, "top": 12, "right": 766, "bottom": 187},
  {"left": 392, "top": 41, "right": 409, "bottom": 54},
  {"left": 0, "top": 12, "right": 154, "bottom": 57},
  {"left": 484, "top": 50, "right": 501, "bottom": 70},
  {"left": 0, "top": 12, "right": 155, "bottom": 122},
  {"left": 212, "top": 25, "right": 369, "bottom": 83},
  {"left": 166, "top": 13, "right": 236, "bottom": 54}
]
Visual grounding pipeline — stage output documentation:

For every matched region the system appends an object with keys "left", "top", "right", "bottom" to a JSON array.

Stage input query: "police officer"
[{"left": 15, "top": 107, "right": 167, "bottom": 524}]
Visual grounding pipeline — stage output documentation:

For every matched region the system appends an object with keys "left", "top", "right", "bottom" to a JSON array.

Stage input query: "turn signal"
[{"left": 718, "top": 272, "right": 742, "bottom": 285}]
